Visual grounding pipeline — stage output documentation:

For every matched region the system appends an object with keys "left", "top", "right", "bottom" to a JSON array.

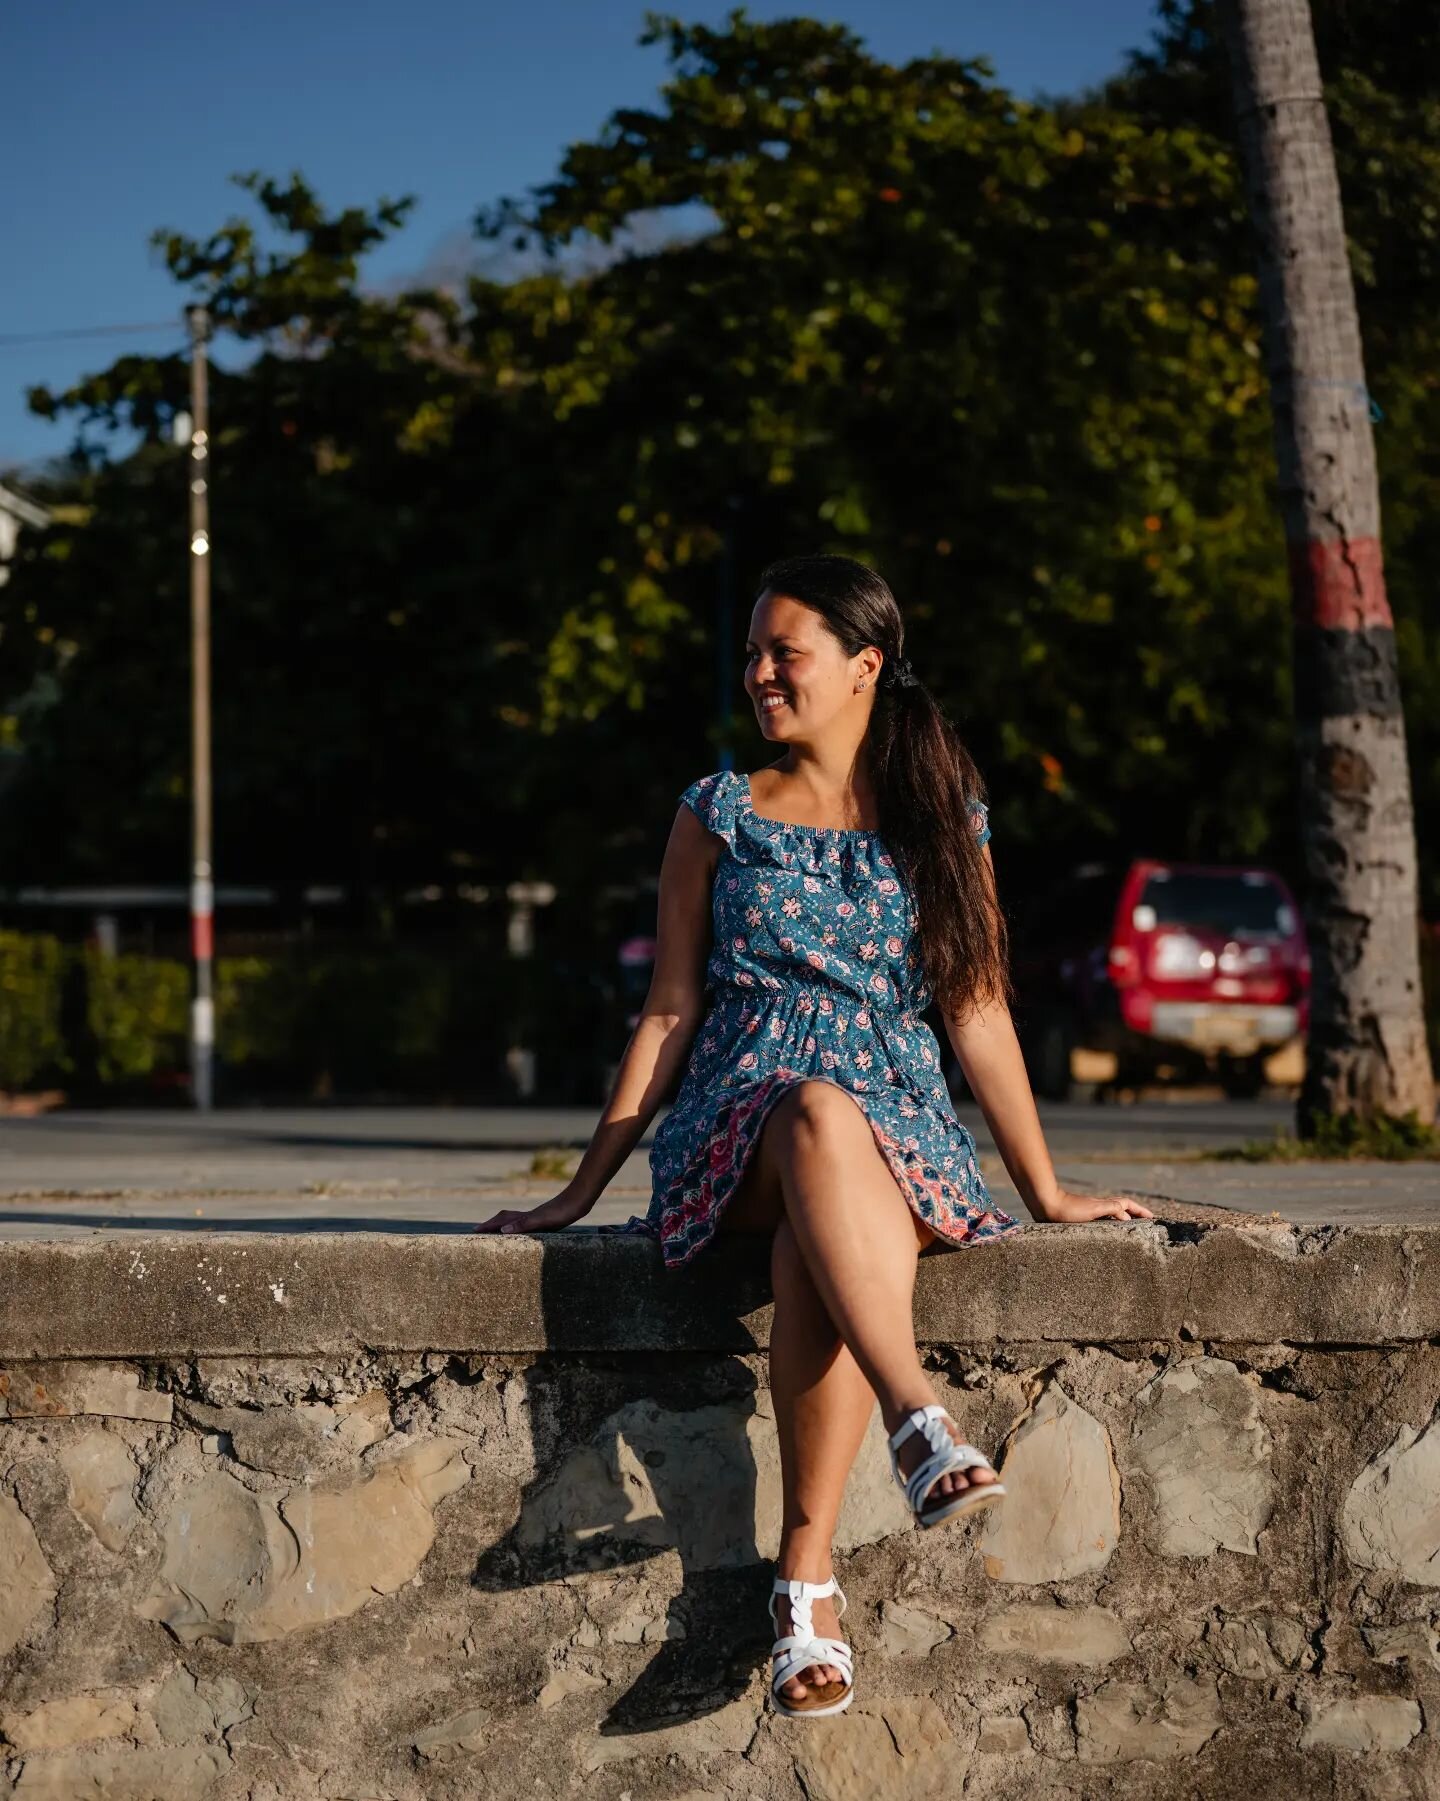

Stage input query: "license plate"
[{"left": 1190, "top": 1012, "right": 1259, "bottom": 1049}]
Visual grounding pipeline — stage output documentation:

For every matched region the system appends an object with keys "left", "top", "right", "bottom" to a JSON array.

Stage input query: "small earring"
[{"left": 857, "top": 680, "right": 867, "bottom": 691}]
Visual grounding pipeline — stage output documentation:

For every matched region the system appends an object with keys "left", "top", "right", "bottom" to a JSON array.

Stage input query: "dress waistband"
[{"left": 711, "top": 980, "right": 922, "bottom": 1029}]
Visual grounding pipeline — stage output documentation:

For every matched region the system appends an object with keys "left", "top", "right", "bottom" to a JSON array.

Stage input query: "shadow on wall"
[
  {"left": 470, "top": 1226, "right": 940, "bottom": 1737},
  {"left": 472, "top": 1230, "right": 775, "bottom": 1734}
]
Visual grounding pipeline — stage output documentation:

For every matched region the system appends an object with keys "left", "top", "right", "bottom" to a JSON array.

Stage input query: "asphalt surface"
[{"left": 0, "top": 1097, "right": 1433, "bottom": 1238}]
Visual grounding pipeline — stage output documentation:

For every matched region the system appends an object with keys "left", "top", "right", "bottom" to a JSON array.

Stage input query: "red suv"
[{"left": 1004, "top": 859, "right": 1311, "bottom": 1100}]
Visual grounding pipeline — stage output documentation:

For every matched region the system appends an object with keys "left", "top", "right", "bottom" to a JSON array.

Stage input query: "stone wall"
[{"left": 1, "top": 1222, "right": 1438, "bottom": 1800}]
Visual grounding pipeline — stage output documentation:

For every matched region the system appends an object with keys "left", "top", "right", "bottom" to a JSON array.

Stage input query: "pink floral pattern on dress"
[{"left": 598, "top": 769, "right": 1017, "bottom": 1268}]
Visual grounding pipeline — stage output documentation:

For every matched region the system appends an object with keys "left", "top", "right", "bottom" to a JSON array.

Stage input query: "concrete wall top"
[{"left": 2, "top": 1221, "right": 1437, "bottom": 1358}]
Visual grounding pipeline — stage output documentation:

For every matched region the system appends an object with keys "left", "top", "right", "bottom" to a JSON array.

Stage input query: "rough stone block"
[
  {"left": 1299, "top": 1694, "right": 1423, "bottom": 1754},
  {"left": 1131, "top": 1357, "right": 1273, "bottom": 1557},
  {"left": 1342, "top": 1419, "right": 1440, "bottom": 1587},
  {"left": 1205, "top": 1613, "right": 1315, "bottom": 1677},
  {"left": 1364, "top": 1620, "right": 1440, "bottom": 1672},
  {"left": 412, "top": 1705, "right": 490, "bottom": 1762},
  {"left": 537, "top": 1667, "right": 608, "bottom": 1710},
  {"left": 147, "top": 1668, "right": 252, "bottom": 1744},
  {"left": 0, "top": 1492, "right": 56, "bottom": 1659},
  {"left": 980, "top": 1381, "right": 1120, "bottom": 1583},
  {"left": 976, "top": 1715, "right": 1031, "bottom": 1755},
  {"left": 178, "top": 1389, "right": 392, "bottom": 1478},
  {"left": 879, "top": 1600, "right": 953, "bottom": 1657},
  {"left": 0, "top": 1690, "right": 149, "bottom": 1753},
  {"left": 5, "top": 1743, "right": 229, "bottom": 1798},
  {"left": 790, "top": 1696, "right": 954, "bottom": 1801},
  {"left": 979, "top": 1604, "right": 1130, "bottom": 1668},
  {"left": 133, "top": 1435, "right": 470, "bottom": 1643},
  {"left": 1076, "top": 1678, "right": 1222, "bottom": 1763},
  {"left": 0, "top": 1362, "right": 171, "bottom": 1422},
  {"left": 57, "top": 1427, "right": 140, "bottom": 1553}
]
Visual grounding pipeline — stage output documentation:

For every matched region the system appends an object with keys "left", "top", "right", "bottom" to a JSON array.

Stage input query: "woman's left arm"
[{"left": 940, "top": 846, "right": 1154, "bottom": 1225}]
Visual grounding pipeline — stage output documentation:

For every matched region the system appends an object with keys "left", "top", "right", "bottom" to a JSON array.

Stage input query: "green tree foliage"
[
  {"left": 464, "top": 11, "right": 1289, "bottom": 864},
  {"left": 2, "top": 5, "right": 1436, "bottom": 912}
]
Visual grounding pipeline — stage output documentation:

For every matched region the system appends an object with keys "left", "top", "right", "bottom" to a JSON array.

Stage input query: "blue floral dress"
[{"left": 600, "top": 769, "right": 1020, "bottom": 1268}]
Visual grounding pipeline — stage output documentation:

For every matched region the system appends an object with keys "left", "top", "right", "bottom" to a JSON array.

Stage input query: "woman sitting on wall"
[{"left": 474, "top": 553, "right": 1152, "bottom": 1717}]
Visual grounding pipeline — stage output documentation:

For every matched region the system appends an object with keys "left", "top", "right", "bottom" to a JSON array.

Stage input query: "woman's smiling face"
[{"left": 745, "top": 589, "right": 873, "bottom": 739}]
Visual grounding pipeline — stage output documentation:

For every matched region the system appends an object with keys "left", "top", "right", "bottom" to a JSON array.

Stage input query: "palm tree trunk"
[{"left": 1217, "top": 0, "right": 1435, "bottom": 1129}]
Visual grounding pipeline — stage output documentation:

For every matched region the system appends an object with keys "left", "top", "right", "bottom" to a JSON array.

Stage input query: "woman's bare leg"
[
  {"left": 768, "top": 1214, "right": 874, "bottom": 1700},
  {"left": 721, "top": 1132, "right": 869, "bottom": 1702},
  {"left": 718, "top": 1082, "right": 993, "bottom": 1703},
  {"left": 765, "top": 1084, "right": 963, "bottom": 1415},
  {"left": 740, "top": 1083, "right": 999, "bottom": 1500}
]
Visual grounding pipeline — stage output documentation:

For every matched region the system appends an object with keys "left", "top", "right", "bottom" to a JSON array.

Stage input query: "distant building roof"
[{"left": 0, "top": 483, "right": 51, "bottom": 531}]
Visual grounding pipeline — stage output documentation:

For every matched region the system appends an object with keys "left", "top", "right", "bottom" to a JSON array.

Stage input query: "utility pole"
[{"left": 186, "top": 304, "right": 215, "bottom": 1111}]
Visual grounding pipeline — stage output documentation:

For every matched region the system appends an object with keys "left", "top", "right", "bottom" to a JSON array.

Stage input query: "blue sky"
[{"left": 2, "top": 0, "right": 1163, "bottom": 472}]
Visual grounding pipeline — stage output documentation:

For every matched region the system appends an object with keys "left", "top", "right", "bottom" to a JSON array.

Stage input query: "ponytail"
[{"left": 872, "top": 674, "right": 1012, "bottom": 1021}]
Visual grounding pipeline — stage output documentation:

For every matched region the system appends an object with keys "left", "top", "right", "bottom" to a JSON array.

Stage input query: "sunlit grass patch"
[
  {"left": 528, "top": 1147, "right": 581, "bottom": 1180},
  {"left": 1209, "top": 1110, "right": 1440, "bottom": 1162}
]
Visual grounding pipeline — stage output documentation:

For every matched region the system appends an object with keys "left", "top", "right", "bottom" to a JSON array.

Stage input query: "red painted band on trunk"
[
  {"left": 192, "top": 915, "right": 213, "bottom": 960},
  {"left": 1288, "top": 535, "right": 1392, "bottom": 631}
]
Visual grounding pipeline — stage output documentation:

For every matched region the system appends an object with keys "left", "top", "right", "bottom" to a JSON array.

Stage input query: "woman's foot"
[
  {"left": 887, "top": 1404, "right": 999, "bottom": 1508},
  {"left": 771, "top": 1582, "right": 848, "bottom": 1706}
]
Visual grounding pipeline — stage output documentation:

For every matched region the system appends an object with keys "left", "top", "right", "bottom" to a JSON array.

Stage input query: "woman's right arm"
[{"left": 471, "top": 801, "right": 717, "bottom": 1233}]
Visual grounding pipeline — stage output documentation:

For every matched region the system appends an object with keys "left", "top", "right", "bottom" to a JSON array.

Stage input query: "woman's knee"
[
  {"left": 721, "top": 1084, "right": 857, "bottom": 1235},
  {"left": 770, "top": 1079, "right": 869, "bottom": 1150},
  {"left": 771, "top": 1081, "right": 934, "bottom": 1249}
]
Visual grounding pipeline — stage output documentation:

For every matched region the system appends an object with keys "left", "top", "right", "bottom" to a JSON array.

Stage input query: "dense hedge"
[
  {"left": 0, "top": 931, "right": 69, "bottom": 1092},
  {"left": 3, "top": 925, "right": 1436, "bottom": 1104},
  {"left": 0, "top": 931, "right": 619, "bottom": 1102}
]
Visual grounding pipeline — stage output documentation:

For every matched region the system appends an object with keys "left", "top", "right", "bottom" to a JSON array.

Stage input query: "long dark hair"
[{"left": 754, "top": 552, "right": 1012, "bottom": 1021}]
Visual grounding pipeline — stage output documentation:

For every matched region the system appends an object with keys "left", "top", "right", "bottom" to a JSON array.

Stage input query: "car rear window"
[{"left": 1139, "top": 871, "right": 1293, "bottom": 936}]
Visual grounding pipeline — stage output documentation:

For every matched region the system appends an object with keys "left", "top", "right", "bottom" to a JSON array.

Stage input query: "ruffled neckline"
[{"left": 738, "top": 771, "right": 884, "bottom": 841}]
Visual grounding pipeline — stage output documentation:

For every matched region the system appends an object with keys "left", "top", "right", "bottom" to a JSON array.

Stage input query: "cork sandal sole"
[{"left": 768, "top": 1574, "right": 854, "bottom": 1719}]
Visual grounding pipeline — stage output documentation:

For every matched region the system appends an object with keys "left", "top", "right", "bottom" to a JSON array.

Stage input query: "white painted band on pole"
[
  {"left": 192, "top": 997, "right": 215, "bottom": 1046},
  {"left": 191, "top": 879, "right": 214, "bottom": 915}
]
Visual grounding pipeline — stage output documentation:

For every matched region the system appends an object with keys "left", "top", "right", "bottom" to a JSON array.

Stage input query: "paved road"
[{"left": 0, "top": 1098, "right": 1432, "bottom": 1238}]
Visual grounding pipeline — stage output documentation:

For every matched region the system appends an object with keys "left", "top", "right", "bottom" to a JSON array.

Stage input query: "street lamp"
[{"left": 185, "top": 304, "right": 214, "bottom": 1109}]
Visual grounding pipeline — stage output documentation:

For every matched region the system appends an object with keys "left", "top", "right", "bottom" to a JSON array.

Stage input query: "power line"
[{"left": 0, "top": 321, "right": 183, "bottom": 350}]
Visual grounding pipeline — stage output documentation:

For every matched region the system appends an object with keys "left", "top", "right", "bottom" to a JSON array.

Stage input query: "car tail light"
[
  {"left": 1108, "top": 944, "right": 1138, "bottom": 980},
  {"left": 1121, "top": 987, "right": 1154, "bottom": 1032}
]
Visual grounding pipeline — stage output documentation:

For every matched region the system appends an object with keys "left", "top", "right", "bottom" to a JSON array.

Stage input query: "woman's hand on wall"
[
  {"left": 1028, "top": 1186, "right": 1155, "bottom": 1223},
  {"left": 470, "top": 1186, "right": 593, "bottom": 1235}
]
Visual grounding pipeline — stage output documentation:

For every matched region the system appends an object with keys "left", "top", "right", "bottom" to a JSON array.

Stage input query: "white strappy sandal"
[
  {"left": 888, "top": 1403, "right": 1006, "bottom": 1529},
  {"left": 768, "top": 1573, "right": 854, "bottom": 1718}
]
